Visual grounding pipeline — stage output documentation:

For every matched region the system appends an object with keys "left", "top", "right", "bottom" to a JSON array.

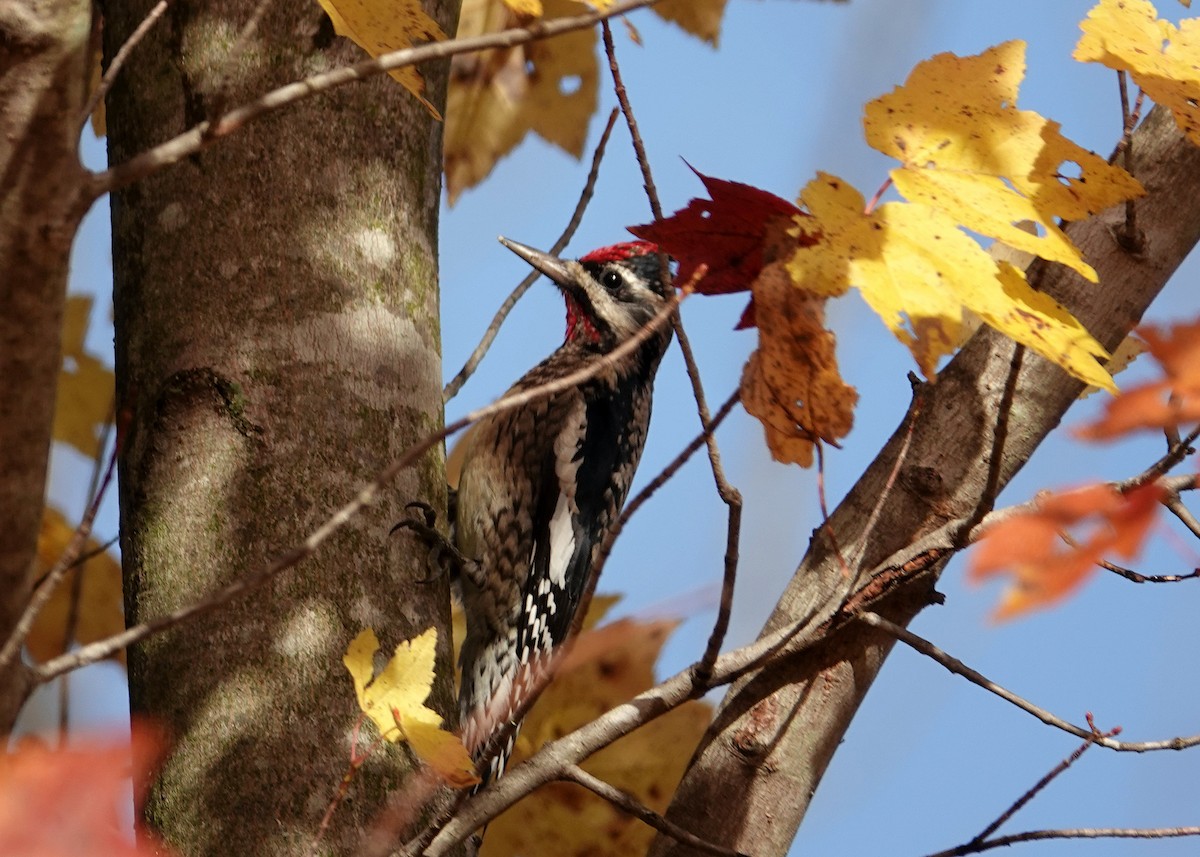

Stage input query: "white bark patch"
[
  {"left": 354, "top": 227, "right": 397, "bottom": 268},
  {"left": 275, "top": 601, "right": 339, "bottom": 659}
]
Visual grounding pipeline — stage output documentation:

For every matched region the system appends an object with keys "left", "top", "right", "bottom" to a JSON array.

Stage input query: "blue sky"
[{"left": 39, "top": 1, "right": 1200, "bottom": 854}]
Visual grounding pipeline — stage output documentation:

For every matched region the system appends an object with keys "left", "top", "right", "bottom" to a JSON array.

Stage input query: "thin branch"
[
  {"left": 925, "top": 826, "right": 1200, "bottom": 857},
  {"left": 88, "top": 0, "right": 666, "bottom": 198},
  {"left": 79, "top": 0, "right": 171, "bottom": 131},
  {"left": 421, "top": 610, "right": 826, "bottom": 854},
  {"left": 834, "top": 379, "right": 928, "bottom": 599},
  {"left": 1165, "top": 490, "right": 1200, "bottom": 539},
  {"left": 971, "top": 715, "right": 1116, "bottom": 845},
  {"left": 561, "top": 765, "right": 748, "bottom": 857},
  {"left": 0, "top": 443, "right": 119, "bottom": 676},
  {"left": 1116, "top": 70, "right": 1142, "bottom": 251},
  {"left": 203, "top": 0, "right": 278, "bottom": 132},
  {"left": 443, "top": 108, "right": 621, "bottom": 402},
  {"left": 1099, "top": 558, "right": 1200, "bottom": 584},
  {"left": 862, "top": 176, "right": 892, "bottom": 215},
  {"left": 1123, "top": 425, "right": 1200, "bottom": 490},
  {"left": 60, "top": 407, "right": 118, "bottom": 732},
  {"left": 34, "top": 289, "right": 685, "bottom": 684},
  {"left": 601, "top": 16, "right": 743, "bottom": 682},
  {"left": 857, "top": 610, "right": 1200, "bottom": 752},
  {"left": 959, "top": 344, "right": 1023, "bottom": 546}
]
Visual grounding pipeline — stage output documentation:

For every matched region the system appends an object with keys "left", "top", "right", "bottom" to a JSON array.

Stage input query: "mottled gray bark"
[
  {"left": 104, "top": 1, "right": 459, "bottom": 853},
  {"left": 0, "top": 0, "right": 92, "bottom": 729},
  {"left": 654, "top": 107, "right": 1200, "bottom": 856}
]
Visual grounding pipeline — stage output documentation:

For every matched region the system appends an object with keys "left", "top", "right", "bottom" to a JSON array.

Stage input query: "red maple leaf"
[{"left": 630, "top": 166, "right": 812, "bottom": 328}]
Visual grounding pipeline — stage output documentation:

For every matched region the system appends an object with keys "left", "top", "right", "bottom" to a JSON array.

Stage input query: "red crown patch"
[{"left": 579, "top": 241, "right": 658, "bottom": 264}]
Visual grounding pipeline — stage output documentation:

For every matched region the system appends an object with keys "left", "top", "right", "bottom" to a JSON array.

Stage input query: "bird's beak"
[{"left": 498, "top": 237, "right": 573, "bottom": 288}]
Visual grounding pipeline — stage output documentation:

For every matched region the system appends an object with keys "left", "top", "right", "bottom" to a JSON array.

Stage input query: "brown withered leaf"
[
  {"left": 740, "top": 262, "right": 857, "bottom": 467},
  {"left": 444, "top": 0, "right": 597, "bottom": 204}
]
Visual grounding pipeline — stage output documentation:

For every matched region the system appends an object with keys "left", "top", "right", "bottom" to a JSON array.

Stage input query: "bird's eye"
[{"left": 600, "top": 269, "right": 623, "bottom": 290}]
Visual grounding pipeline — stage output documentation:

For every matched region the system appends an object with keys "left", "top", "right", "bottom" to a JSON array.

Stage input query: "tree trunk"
[
  {"left": 654, "top": 107, "right": 1200, "bottom": 856},
  {"left": 105, "top": 0, "right": 459, "bottom": 853},
  {"left": 0, "top": 0, "right": 92, "bottom": 729}
]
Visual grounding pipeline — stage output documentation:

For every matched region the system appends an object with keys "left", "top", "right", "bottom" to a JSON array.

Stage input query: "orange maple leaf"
[
  {"left": 1079, "top": 318, "right": 1200, "bottom": 440},
  {"left": 0, "top": 726, "right": 170, "bottom": 857},
  {"left": 970, "top": 482, "right": 1164, "bottom": 619}
]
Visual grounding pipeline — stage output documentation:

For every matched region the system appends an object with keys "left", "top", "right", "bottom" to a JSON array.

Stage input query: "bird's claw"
[{"left": 391, "top": 502, "right": 473, "bottom": 584}]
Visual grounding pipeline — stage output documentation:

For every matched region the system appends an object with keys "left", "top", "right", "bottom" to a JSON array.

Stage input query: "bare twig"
[
  {"left": 857, "top": 610, "right": 1200, "bottom": 752},
  {"left": 33, "top": 290, "right": 684, "bottom": 684},
  {"left": 561, "top": 764, "right": 748, "bottom": 857},
  {"left": 204, "top": 0, "right": 278, "bottom": 132},
  {"left": 0, "top": 444, "right": 119, "bottom": 676},
  {"left": 89, "top": 0, "right": 666, "bottom": 198},
  {"left": 970, "top": 715, "right": 1117, "bottom": 846},
  {"left": 837, "top": 380, "right": 926, "bottom": 595},
  {"left": 1099, "top": 558, "right": 1200, "bottom": 584},
  {"left": 960, "top": 344, "right": 1023, "bottom": 545},
  {"left": 1123, "top": 425, "right": 1200, "bottom": 490},
  {"left": 1164, "top": 490, "right": 1200, "bottom": 539},
  {"left": 925, "top": 826, "right": 1200, "bottom": 857},
  {"left": 1116, "top": 71, "right": 1142, "bottom": 251},
  {"left": 601, "top": 17, "right": 743, "bottom": 681},
  {"left": 60, "top": 406, "right": 117, "bottom": 732},
  {"left": 443, "top": 108, "right": 621, "bottom": 402},
  {"left": 79, "top": 0, "right": 171, "bottom": 131}
]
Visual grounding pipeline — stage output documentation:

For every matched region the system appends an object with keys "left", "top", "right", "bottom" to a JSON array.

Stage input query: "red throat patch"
[{"left": 564, "top": 295, "right": 601, "bottom": 344}]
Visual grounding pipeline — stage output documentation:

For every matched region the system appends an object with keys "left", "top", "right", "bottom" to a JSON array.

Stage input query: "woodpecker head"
[{"left": 499, "top": 237, "right": 673, "bottom": 350}]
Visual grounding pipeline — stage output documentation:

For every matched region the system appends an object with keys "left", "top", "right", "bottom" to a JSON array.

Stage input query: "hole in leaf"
[{"left": 559, "top": 75, "right": 581, "bottom": 96}]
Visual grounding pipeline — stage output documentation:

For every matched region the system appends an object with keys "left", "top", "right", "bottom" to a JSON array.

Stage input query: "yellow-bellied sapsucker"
[{"left": 454, "top": 237, "right": 672, "bottom": 783}]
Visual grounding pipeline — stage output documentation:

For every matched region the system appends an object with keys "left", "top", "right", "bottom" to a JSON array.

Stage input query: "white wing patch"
[
  {"left": 549, "top": 396, "right": 586, "bottom": 589},
  {"left": 546, "top": 491, "right": 575, "bottom": 590}
]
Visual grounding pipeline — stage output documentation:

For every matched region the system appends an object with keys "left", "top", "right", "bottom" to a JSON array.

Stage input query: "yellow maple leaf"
[
  {"left": 652, "top": 0, "right": 728, "bottom": 44},
  {"left": 444, "top": 0, "right": 597, "bottom": 203},
  {"left": 27, "top": 507, "right": 125, "bottom": 665},
  {"left": 1075, "top": 0, "right": 1200, "bottom": 146},
  {"left": 315, "top": 0, "right": 447, "bottom": 119},
  {"left": 55, "top": 296, "right": 114, "bottom": 459},
  {"left": 788, "top": 173, "right": 1117, "bottom": 391},
  {"left": 865, "top": 40, "right": 1143, "bottom": 282},
  {"left": 343, "top": 628, "right": 478, "bottom": 787},
  {"left": 501, "top": 0, "right": 542, "bottom": 15}
]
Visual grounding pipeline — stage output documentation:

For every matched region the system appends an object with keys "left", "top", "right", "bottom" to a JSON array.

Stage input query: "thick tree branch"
[{"left": 653, "top": 106, "right": 1200, "bottom": 857}]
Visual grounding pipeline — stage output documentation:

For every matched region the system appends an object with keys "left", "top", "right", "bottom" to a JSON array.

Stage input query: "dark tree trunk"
[
  {"left": 0, "top": 0, "right": 92, "bottom": 730},
  {"left": 105, "top": 0, "right": 460, "bottom": 852}
]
